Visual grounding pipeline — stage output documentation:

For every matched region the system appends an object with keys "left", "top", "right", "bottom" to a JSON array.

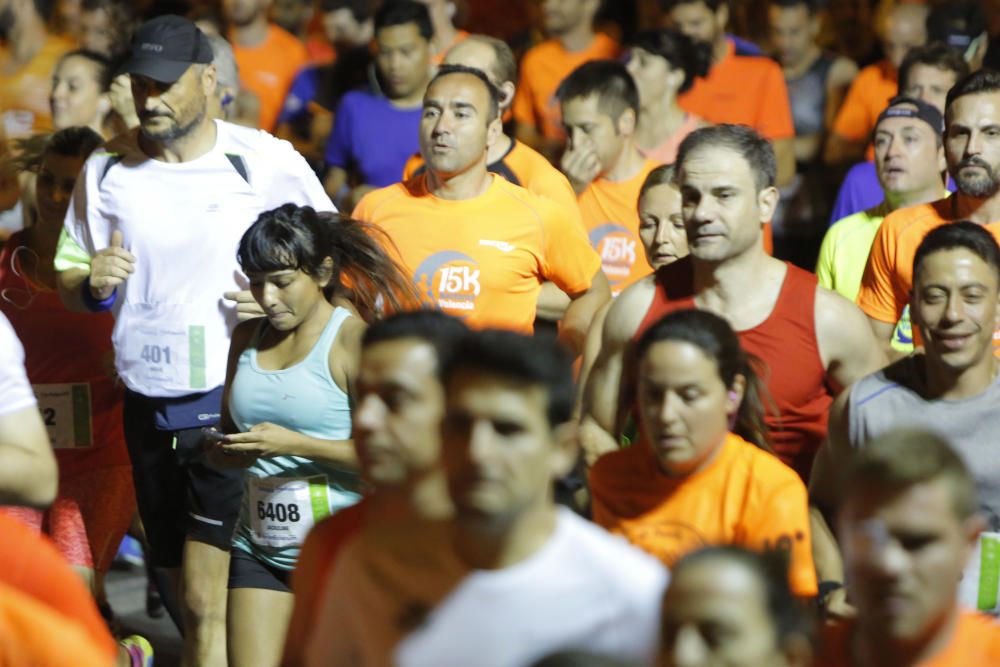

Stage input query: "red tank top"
[
  {"left": 0, "top": 234, "right": 129, "bottom": 477},
  {"left": 635, "top": 258, "right": 830, "bottom": 481}
]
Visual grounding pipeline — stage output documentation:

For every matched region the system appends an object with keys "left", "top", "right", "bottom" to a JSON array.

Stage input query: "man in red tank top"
[{"left": 582, "top": 124, "right": 886, "bottom": 482}]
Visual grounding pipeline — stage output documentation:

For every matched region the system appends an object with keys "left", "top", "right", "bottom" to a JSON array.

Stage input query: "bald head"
[
  {"left": 444, "top": 35, "right": 517, "bottom": 111},
  {"left": 880, "top": 3, "right": 928, "bottom": 70}
]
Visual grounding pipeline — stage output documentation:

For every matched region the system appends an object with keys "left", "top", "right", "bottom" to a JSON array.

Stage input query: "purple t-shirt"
[
  {"left": 324, "top": 90, "right": 421, "bottom": 187},
  {"left": 829, "top": 160, "right": 957, "bottom": 225}
]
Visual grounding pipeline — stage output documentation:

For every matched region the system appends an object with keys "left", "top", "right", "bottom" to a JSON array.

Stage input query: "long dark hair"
[
  {"left": 237, "top": 204, "right": 420, "bottom": 321},
  {"left": 634, "top": 308, "right": 773, "bottom": 451}
]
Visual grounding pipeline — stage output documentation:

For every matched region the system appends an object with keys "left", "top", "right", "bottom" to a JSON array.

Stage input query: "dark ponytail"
[{"left": 237, "top": 204, "right": 420, "bottom": 321}]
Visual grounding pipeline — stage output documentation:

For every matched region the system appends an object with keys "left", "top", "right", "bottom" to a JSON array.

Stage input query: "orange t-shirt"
[
  {"left": 856, "top": 198, "right": 1000, "bottom": 352},
  {"left": 231, "top": 24, "right": 309, "bottom": 132},
  {"left": 831, "top": 59, "right": 897, "bottom": 145},
  {"left": 291, "top": 501, "right": 366, "bottom": 619},
  {"left": 677, "top": 40, "right": 793, "bottom": 141},
  {"left": 352, "top": 173, "right": 601, "bottom": 332},
  {"left": 590, "top": 432, "right": 817, "bottom": 597},
  {"left": 0, "top": 34, "right": 74, "bottom": 138},
  {"left": 402, "top": 139, "right": 580, "bottom": 213},
  {"left": 0, "top": 583, "right": 115, "bottom": 667},
  {"left": 0, "top": 512, "right": 117, "bottom": 661},
  {"left": 815, "top": 610, "right": 1000, "bottom": 666},
  {"left": 512, "top": 33, "right": 621, "bottom": 140},
  {"left": 578, "top": 158, "right": 660, "bottom": 295}
]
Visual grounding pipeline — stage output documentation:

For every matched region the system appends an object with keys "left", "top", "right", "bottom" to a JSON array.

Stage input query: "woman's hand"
[{"left": 222, "top": 422, "right": 301, "bottom": 458}]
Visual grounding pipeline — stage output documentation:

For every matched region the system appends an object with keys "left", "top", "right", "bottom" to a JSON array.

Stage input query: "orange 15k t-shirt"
[
  {"left": 815, "top": 610, "right": 1000, "bottom": 666},
  {"left": 677, "top": 40, "right": 794, "bottom": 141},
  {"left": 403, "top": 139, "right": 580, "bottom": 214},
  {"left": 831, "top": 60, "right": 897, "bottom": 144},
  {"left": 513, "top": 33, "right": 621, "bottom": 140},
  {"left": 590, "top": 432, "right": 817, "bottom": 597},
  {"left": 856, "top": 197, "right": 1000, "bottom": 353},
  {"left": 578, "top": 158, "right": 660, "bottom": 295},
  {"left": 231, "top": 24, "right": 309, "bottom": 132},
  {"left": 353, "top": 174, "right": 601, "bottom": 332}
]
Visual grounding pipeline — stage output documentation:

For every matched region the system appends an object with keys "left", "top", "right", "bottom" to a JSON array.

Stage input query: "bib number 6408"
[{"left": 257, "top": 501, "right": 301, "bottom": 523}]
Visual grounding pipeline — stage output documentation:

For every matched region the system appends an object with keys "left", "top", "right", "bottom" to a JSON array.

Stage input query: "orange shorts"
[{"left": 3, "top": 465, "right": 135, "bottom": 572}]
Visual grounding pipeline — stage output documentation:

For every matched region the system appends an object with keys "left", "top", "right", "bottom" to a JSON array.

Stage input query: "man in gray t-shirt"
[{"left": 810, "top": 221, "right": 1000, "bottom": 614}]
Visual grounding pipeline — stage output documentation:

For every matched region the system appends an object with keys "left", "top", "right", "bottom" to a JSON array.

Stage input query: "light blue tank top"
[{"left": 229, "top": 307, "right": 361, "bottom": 570}]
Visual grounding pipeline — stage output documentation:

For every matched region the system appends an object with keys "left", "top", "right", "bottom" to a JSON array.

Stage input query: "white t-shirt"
[
  {"left": 305, "top": 509, "right": 668, "bottom": 667},
  {"left": 58, "top": 120, "right": 334, "bottom": 397},
  {"left": 0, "top": 312, "right": 36, "bottom": 416}
]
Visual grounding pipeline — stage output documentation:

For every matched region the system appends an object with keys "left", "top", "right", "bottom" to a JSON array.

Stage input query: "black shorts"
[
  {"left": 123, "top": 389, "right": 246, "bottom": 568},
  {"left": 228, "top": 547, "right": 291, "bottom": 593}
]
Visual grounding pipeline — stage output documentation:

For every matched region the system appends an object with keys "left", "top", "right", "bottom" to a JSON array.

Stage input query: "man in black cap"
[{"left": 53, "top": 14, "right": 333, "bottom": 666}]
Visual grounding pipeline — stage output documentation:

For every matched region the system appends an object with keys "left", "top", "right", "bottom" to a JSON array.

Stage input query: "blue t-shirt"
[
  {"left": 278, "top": 66, "right": 322, "bottom": 128},
  {"left": 830, "top": 160, "right": 957, "bottom": 225},
  {"left": 324, "top": 89, "right": 421, "bottom": 187}
]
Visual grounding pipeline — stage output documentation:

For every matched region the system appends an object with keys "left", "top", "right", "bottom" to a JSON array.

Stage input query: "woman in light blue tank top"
[{"left": 211, "top": 204, "right": 419, "bottom": 667}]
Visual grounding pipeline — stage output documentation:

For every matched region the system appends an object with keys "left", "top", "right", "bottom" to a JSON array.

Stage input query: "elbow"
[{"left": 18, "top": 455, "right": 58, "bottom": 509}]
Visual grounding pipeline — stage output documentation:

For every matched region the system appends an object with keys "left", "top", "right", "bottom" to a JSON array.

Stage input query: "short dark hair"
[
  {"left": 429, "top": 64, "right": 502, "bottom": 121},
  {"left": 374, "top": 0, "right": 432, "bottom": 41},
  {"left": 556, "top": 59, "right": 640, "bottom": 121},
  {"left": 638, "top": 163, "right": 677, "bottom": 201},
  {"left": 628, "top": 29, "right": 711, "bottom": 94},
  {"left": 660, "top": 0, "right": 727, "bottom": 12},
  {"left": 320, "top": 0, "right": 374, "bottom": 22},
  {"left": 672, "top": 546, "right": 815, "bottom": 644},
  {"left": 768, "top": 0, "right": 818, "bottom": 13},
  {"left": 898, "top": 42, "right": 969, "bottom": 97},
  {"left": 913, "top": 220, "right": 1000, "bottom": 285},
  {"left": 444, "top": 329, "right": 575, "bottom": 429},
  {"left": 677, "top": 124, "right": 776, "bottom": 190},
  {"left": 361, "top": 311, "right": 469, "bottom": 377},
  {"left": 846, "top": 429, "right": 978, "bottom": 520},
  {"left": 635, "top": 309, "right": 773, "bottom": 450},
  {"left": 57, "top": 49, "right": 114, "bottom": 91},
  {"left": 945, "top": 68, "right": 1000, "bottom": 114}
]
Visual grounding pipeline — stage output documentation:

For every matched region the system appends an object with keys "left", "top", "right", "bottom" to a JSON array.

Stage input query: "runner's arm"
[
  {"left": 560, "top": 269, "right": 611, "bottom": 357},
  {"left": 0, "top": 406, "right": 57, "bottom": 507},
  {"left": 814, "top": 287, "right": 888, "bottom": 393}
]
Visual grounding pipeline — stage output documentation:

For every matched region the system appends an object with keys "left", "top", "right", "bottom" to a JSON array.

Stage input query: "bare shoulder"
[
  {"left": 231, "top": 317, "right": 262, "bottom": 353},
  {"left": 814, "top": 285, "right": 868, "bottom": 332},
  {"left": 603, "top": 275, "right": 657, "bottom": 346}
]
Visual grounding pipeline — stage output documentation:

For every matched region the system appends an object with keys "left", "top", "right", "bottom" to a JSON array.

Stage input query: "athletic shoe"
[
  {"left": 113, "top": 535, "right": 145, "bottom": 569},
  {"left": 121, "top": 635, "right": 154, "bottom": 667}
]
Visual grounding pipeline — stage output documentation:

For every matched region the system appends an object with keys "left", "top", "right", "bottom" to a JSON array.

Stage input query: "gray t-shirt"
[{"left": 848, "top": 355, "right": 1000, "bottom": 530}]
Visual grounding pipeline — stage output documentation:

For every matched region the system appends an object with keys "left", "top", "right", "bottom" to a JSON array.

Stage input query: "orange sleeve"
[
  {"left": 856, "top": 215, "right": 903, "bottom": 323},
  {"left": 0, "top": 514, "right": 117, "bottom": 660},
  {"left": 0, "top": 585, "right": 115, "bottom": 667},
  {"left": 832, "top": 70, "right": 875, "bottom": 142},
  {"left": 528, "top": 164, "right": 580, "bottom": 215},
  {"left": 512, "top": 53, "right": 539, "bottom": 130},
  {"left": 351, "top": 188, "right": 377, "bottom": 221},
  {"left": 402, "top": 153, "right": 424, "bottom": 181},
  {"left": 540, "top": 198, "right": 602, "bottom": 295},
  {"left": 747, "top": 476, "right": 818, "bottom": 597},
  {"left": 757, "top": 62, "right": 795, "bottom": 141}
]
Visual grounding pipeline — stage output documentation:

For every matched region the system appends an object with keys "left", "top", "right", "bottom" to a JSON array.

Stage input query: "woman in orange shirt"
[{"left": 590, "top": 308, "right": 817, "bottom": 597}]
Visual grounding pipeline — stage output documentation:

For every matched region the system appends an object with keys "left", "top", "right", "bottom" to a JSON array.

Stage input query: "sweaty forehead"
[
  {"left": 426, "top": 72, "right": 489, "bottom": 106},
  {"left": 680, "top": 145, "right": 755, "bottom": 187}
]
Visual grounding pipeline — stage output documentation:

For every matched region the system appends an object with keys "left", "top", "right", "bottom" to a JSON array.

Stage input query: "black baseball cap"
[
  {"left": 875, "top": 95, "right": 945, "bottom": 135},
  {"left": 120, "top": 15, "right": 213, "bottom": 84}
]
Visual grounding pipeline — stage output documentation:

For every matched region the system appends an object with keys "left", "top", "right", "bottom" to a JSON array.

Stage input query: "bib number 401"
[
  {"left": 140, "top": 344, "right": 172, "bottom": 365},
  {"left": 257, "top": 500, "right": 301, "bottom": 523}
]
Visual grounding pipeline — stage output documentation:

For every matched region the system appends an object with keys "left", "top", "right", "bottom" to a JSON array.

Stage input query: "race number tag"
[
  {"left": 958, "top": 532, "right": 1000, "bottom": 613},
  {"left": 248, "top": 475, "right": 331, "bottom": 548},
  {"left": 32, "top": 384, "right": 92, "bottom": 449},
  {"left": 117, "top": 303, "right": 208, "bottom": 393}
]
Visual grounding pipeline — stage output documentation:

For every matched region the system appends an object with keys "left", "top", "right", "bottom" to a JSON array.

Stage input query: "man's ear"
[
  {"left": 498, "top": 81, "right": 516, "bottom": 112},
  {"left": 757, "top": 185, "right": 779, "bottom": 224},
  {"left": 549, "top": 421, "right": 580, "bottom": 479},
  {"left": 486, "top": 115, "right": 502, "bottom": 149},
  {"left": 618, "top": 107, "right": 637, "bottom": 136},
  {"left": 201, "top": 63, "right": 218, "bottom": 98}
]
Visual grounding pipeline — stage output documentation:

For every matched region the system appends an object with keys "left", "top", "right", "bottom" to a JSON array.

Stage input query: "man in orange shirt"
[
  {"left": 353, "top": 65, "right": 610, "bottom": 353},
  {"left": 557, "top": 59, "right": 659, "bottom": 295},
  {"left": 0, "top": 0, "right": 74, "bottom": 138},
  {"left": 664, "top": 0, "right": 796, "bottom": 187},
  {"left": 415, "top": 0, "right": 468, "bottom": 63},
  {"left": 224, "top": 0, "right": 309, "bottom": 131},
  {"left": 815, "top": 429, "right": 1000, "bottom": 666},
  {"left": 512, "top": 0, "right": 619, "bottom": 159},
  {"left": 858, "top": 69, "right": 1000, "bottom": 357},
  {"left": 824, "top": 2, "right": 928, "bottom": 166}
]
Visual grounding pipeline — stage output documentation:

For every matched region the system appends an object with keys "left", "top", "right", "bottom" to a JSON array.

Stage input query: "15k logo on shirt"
[
  {"left": 414, "top": 251, "right": 482, "bottom": 315},
  {"left": 589, "top": 223, "right": 637, "bottom": 287}
]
